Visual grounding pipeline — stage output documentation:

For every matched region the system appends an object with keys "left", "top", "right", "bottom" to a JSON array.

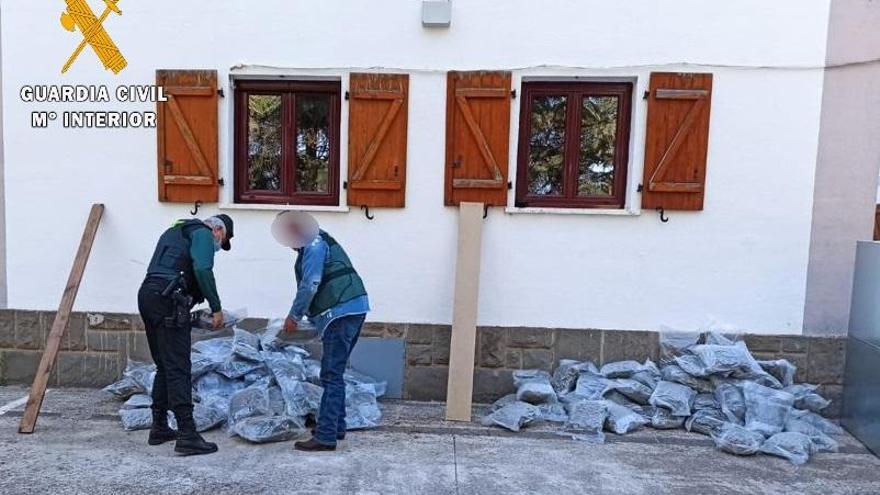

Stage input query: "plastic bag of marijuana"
[
  {"left": 693, "top": 393, "right": 719, "bottom": 411},
  {"left": 195, "top": 371, "right": 246, "bottom": 399},
  {"left": 784, "top": 417, "right": 839, "bottom": 453},
  {"left": 230, "top": 328, "right": 262, "bottom": 362},
  {"left": 712, "top": 422, "right": 765, "bottom": 456},
  {"left": 660, "top": 365, "right": 713, "bottom": 394},
  {"left": 281, "top": 381, "right": 323, "bottom": 418},
  {"left": 604, "top": 401, "right": 648, "bottom": 434},
  {"left": 551, "top": 360, "right": 599, "bottom": 395},
  {"left": 481, "top": 401, "right": 541, "bottom": 432},
  {"left": 788, "top": 408, "right": 844, "bottom": 436},
  {"left": 227, "top": 385, "right": 273, "bottom": 427},
  {"left": 645, "top": 406, "right": 686, "bottom": 429},
  {"left": 742, "top": 382, "right": 794, "bottom": 437},
  {"left": 122, "top": 360, "right": 156, "bottom": 396},
  {"left": 344, "top": 369, "right": 388, "bottom": 398},
  {"left": 119, "top": 408, "right": 176, "bottom": 431},
  {"left": 345, "top": 391, "right": 383, "bottom": 430},
  {"left": 192, "top": 337, "right": 233, "bottom": 364},
  {"left": 122, "top": 394, "right": 153, "bottom": 410},
  {"left": 714, "top": 382, "right": 746, "bottom": 424},
  {"left": 569, "top": 373, "right": 614, "bottom": 401},
  {"left": 561, "top": 400, "right": 607, "bottom": 443},
  {"left": 232, "top": 415, "right": 305, "bottom": 443},
  {"left": 608, "top": 378, "right": 654, "bottom": 405},
  {"left": 680, "top": 341, "right": 763, "bottom": 377},
  {"left": 538, "top": 401, "right": 568, "bottom": 423},
  {"left": 760, "top": 432, "right": 813, "bottom": 465},
  {"left": 784, "top": 384, "right": 831, "bottom": 413},
  {"left": 193, "top": 307, "right": 247, "bottom": 331},
  {"left": 758, "top": 359, "right": 797, "bottom": 387},
  {"left": 194, "top": 395, "right": 228, "bottom": 432},
  {"left": 102, "top": 375, "right": 144, "bottom": 400},
  {"left": 685, "top": 408, "right": 727, "bottom": 436},
  {"left": 649, "top": 381, "right": 696, "bottom": 417},
  {"left": 516, "top": 374, "right": 556, "bottom": 405}
]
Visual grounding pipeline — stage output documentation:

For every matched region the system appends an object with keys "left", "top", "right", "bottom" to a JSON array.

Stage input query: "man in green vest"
[
  {"left": 137, "top": 214, "right": 233, "bottom": 456},
  {"left": 271, "top": 211, "right": 370, "bottom": 452}
]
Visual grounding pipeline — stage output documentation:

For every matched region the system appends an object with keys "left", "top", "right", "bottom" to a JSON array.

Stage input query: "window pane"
[
  {"left": 295, "top": 94, "right": 332, "bottom": 193},
  {"left": 247, "top": 94, "right": 282, "bottom": 191},
  {"left": 578, "top": 96, "right": 619, "bottom": 197},
  {"left": 527, "top": 95, "right": 567, "bottom": 196}
]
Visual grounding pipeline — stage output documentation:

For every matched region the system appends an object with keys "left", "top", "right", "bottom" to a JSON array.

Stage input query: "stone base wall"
[{"left": 0, "top": 310, "right": 847, "bottom": 416}]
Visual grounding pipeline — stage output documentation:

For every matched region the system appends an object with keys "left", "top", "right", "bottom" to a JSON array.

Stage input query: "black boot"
[
  {"left": 173, "top": 407, "right": 218, "bottom": 456},
  {"left": 148, "top": 408, "right": 178, "bottom": 446}
]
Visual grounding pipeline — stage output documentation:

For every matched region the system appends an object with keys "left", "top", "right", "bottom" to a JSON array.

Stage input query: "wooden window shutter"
[
  {"left": 445, "top": 71, "right": 512, "bottom": 206},
  {"left": 641, "top": 72, "right": 713, "bottom": 211},
  {"left": 156, "top": 69, "right": 219, "bottom": 203},
  {"left": 347, "top": 73, "right": 409, "bottom": 208}
]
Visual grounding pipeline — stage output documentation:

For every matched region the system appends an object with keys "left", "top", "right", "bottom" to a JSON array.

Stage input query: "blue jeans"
[{"left": 315, "top": 313, "right": 365, "bottom": 445}]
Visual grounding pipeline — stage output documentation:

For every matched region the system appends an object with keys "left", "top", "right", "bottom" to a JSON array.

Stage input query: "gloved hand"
[{"left": 284, "top": 316, "right": 298, "bottom": 333}]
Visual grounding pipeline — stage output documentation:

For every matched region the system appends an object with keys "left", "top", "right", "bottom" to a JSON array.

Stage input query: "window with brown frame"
[
  {"left": 515, "top": 81, "right": 632, "bottom": 209},
  {"left": 234, "top": 80, "right": 341, "bottom": 205}
]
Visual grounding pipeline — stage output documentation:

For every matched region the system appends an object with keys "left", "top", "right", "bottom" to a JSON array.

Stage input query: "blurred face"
[{"left": 211, "top": 225, "right": 226, "bottom": 244}]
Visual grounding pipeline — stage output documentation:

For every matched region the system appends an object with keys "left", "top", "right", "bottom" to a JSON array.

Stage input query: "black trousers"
[{"left": 137, "top": 279, "right": 193, "bottom": 413}]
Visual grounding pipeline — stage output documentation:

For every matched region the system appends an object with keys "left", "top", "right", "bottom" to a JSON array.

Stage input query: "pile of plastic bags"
[
  {"left": 103, "top": 320, "right": 386, "bottom": 443},
  {"left": 481, "top": 331, "right": 844, "bottom": 465}
]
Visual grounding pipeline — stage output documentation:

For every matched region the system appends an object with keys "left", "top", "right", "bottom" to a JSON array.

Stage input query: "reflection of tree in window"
[
  {"left": 295, "top": 95, "right": 330, "bottom": 193},
  {"left": 579, "top": 96, "right": 619, "bottom": 196},
  {"left": 247, "top": 95, "right": 282, "bottom": 191},
  {"left": 527, "top": 95, "right": 567, "bottom": 196}
]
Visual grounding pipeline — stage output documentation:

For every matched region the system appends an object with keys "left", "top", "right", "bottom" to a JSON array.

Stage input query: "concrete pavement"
[{"left": 0, "top": 386, "right": 879, "bottom": 495}]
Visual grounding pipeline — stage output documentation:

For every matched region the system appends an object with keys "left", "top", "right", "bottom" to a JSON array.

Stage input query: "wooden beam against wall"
[
  {"left": 19, "top": 203, "right": 104, "bottom": 434},
  {"left": 445, "top": 202, "right": 484, "bottom": 421}
]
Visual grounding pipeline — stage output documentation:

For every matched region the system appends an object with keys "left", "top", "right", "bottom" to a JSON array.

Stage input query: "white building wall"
[{"left": 0, "top": 0, "right": 830, "bottom": 334}]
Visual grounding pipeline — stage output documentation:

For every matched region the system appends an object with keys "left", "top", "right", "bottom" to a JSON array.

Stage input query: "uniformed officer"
[
  {"left": 270, "top": 211, "right": 370, "bottom": 452},
  {"left": 137, "top": 214, "right": 233, "bottom": 456}
]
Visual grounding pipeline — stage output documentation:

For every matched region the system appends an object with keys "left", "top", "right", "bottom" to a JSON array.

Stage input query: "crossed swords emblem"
[{"left": 60, "top": 0, "right": 127, "bottom": 74}]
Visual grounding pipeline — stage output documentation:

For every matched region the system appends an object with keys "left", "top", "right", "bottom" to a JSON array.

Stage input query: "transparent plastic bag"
[
  {"left": 784, "top": 384, "right": 830, "bottom": 413},
  {"left": 714, "top": 383, "right": 746, "bottom": 424},
  {"left": 232, "top": 415, "right": 305, "bottom": 443},
  {"left": 693, "top": 393, "right": 719, "bottom": 411},
  {"left": 712, "top": 422, "right": 765, "bottom": 456},
  {"left": 280, "top": 381, "right": 323, "bottom": 417},
  {"left": 227, "top": 385, "right": 273, "bottom": 426},
  {"left": 784, "top": 417, "right": 839, "bottom": 453},
  {"left": 647, "top": 406, "right": 686, "bottom": 429},
  {"left": 346, "top": 391, "right": 383, "bottom": 430},
  {"left": 760, "top": 432, "right": 813, "bottom": 465},
  {"left": 122, "top": 394, "right": 153, "bottom": 410},
  {"left": 191, "top": 337, "right": 233, "bottom": 364},
  {"left": 600, "top": 360, "right": 645, "bottom": 379},
  {"left": 262, "top": 351, "right": 307, "bottom": 383},
  {"left": 488, "top": 394, "right": 518, "bottom": 413},
  {"left": 608, "top": 378, "right": 654, "bottom": 405},
  {"left": 538, "top": 401, "right": 569, "bottom": 423},
  {"left": 516, "top": 376, "right": 556, "bottom": 405},
  {"left": 658, "top": 329, "right": 701, "bottom": 365},
  {"left": 551, "top": 360, "right": 599, "bottom": 395},
  {"left": 512, "top": 369, "right": 552, "bottom": 387},
  {"left": 194, "top": 395, "right": 228, "bottom": 432},
  {"left": 660, "top": 364, "right": 713, "bottom": 393},
  {"left": 649, "top": 381, "right": 696, "bottom": 416},
  {"left": 562, "top": 400, "right": 607, "bottom": 443},
  {"left": 681, "top": 341, "right": 764, "bottom": 377},
  {"left": 304, "top": 359, "right": 322, "bottom": 385},
  {"left": 217, "top": 357, "right": 266, "bottom": 380},
  {"left": 344, "top": 369, "right": 387, "bottom": 398},
  {"left": 742, "top": 382, "right": 794, "bottom": 437},
  {"left": 102, "top": 376, "right": 143, "bottom": 400},
  {"left": 194, "top": 307, "right": 247, "bottom": 330},
  {"left": 231, "top": 328, "right": 262, "bottom": 362},
  {"left": 569, "top": 373, "right": 614, "bottom": 401},
  {"left": 604, "top": 401, "right": 648, "bottom": 434},
  {"left": 758, "top": 359, "right": 797, "bottom": 387},
  {"left": 195, "top": 371, "right": 246, "bottom": 399},
  {"left": 191, "top": 352, "right": 218, "bottom": 378},
  {"left": 481, "top": 401, "right": 541, "bottom": 432},
  {"left": 685, "top": 408, "right": 727, "bottom": 436},
  {"left": 119, "top": 408, "right": 176, "bottom": 431},
  {"left": 788, "top": 409, "right": 844, "bottom": 436},
  {"left": 122, "top": 360, "right": 156, "bottom": 396}
]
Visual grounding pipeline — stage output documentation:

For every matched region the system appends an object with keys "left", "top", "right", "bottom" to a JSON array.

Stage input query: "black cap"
[{"left": 215, "top": 214, "right": 234, "bottom": 250}]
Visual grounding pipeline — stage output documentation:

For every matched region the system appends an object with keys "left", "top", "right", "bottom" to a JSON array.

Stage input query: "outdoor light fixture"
[{"left": 422, "top": 0, "right": 451, "bottom": 28}]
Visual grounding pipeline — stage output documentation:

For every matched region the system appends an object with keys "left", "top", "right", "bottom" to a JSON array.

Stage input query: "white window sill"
[
  {"left": 504, "top": 206, "right": 640, "bottom": 216},
  {"left": 219, "top": 203, "right": 350, "bottom": 213}
]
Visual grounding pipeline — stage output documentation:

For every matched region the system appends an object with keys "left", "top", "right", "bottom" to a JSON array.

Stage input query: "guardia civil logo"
[{"left": 60, "top": 0, "right": 127, "bottom": 74}]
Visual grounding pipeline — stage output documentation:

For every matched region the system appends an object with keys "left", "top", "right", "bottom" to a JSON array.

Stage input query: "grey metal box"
[{"left": 422, "top": 1, "right": 452, "bottom": 27}]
